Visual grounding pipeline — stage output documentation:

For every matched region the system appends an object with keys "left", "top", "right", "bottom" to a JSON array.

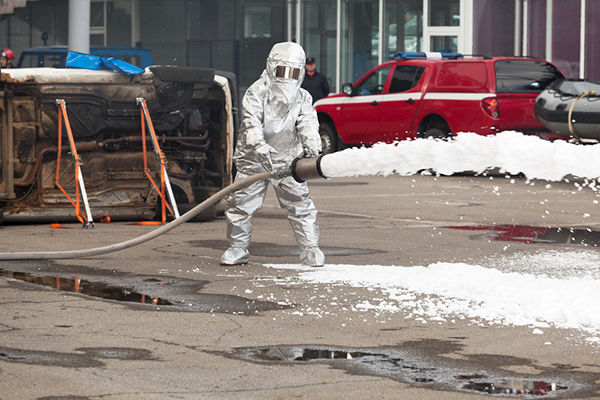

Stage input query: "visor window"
[{"left": 275, "top": 66, "right": 301, "bottom": 80}]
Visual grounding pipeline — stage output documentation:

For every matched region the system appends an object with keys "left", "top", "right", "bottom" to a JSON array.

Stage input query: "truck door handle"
[
  {"left": 405, "top": 99, "right": 416, "bottom": 104},
  {"left": 370, "top": 101, "right": 380, "bottom": 106}
]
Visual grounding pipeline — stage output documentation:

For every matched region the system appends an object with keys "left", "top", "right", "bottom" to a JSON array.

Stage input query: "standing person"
[
  {"left": 301, "top": 57, "right": 330, "bottom": 104},
  {"left": 220, "top": 42, "right": 325, "bottom": 268},
  {"left": 1, "top": 48, "right": 14, "bottom": 68}
]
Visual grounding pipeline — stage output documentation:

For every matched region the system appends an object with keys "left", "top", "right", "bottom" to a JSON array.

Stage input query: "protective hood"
[{"left": 265, "top": 42, "right": 306, "bottom": 113}]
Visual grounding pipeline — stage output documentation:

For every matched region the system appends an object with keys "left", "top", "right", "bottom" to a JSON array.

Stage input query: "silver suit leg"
[
  {"left": 221, "top": 171, "right": 269, "bottom": 265},
  {"left": 273, "top": 176, "right": 325, "bottom": 266}
]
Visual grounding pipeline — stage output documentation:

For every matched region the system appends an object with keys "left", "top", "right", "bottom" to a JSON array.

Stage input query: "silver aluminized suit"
[{"left": 221, "top": 42, "right": 325, "bottom": 267}]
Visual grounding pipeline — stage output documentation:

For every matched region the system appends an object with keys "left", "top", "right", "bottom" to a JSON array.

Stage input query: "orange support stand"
[
  {"left": 52, "top": 100, "right": 94, "bottom": 229},
  {"left": 133, "top": 98, "right": 180, "bottom": 225}
]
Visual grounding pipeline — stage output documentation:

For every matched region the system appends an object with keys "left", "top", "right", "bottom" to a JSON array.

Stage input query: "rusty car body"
[{"left": 0, "top": 66, "right": 236, "bottom": 224}]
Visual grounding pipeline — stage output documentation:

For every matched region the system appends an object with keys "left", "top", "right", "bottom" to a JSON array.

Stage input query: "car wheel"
[{"left": 319, "top": 123, "right": 338, "bottom": 154}]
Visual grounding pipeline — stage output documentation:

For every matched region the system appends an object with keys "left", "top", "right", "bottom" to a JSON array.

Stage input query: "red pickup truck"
[{"left": 315, "top": 52, "right": 565, "bottom": 153}]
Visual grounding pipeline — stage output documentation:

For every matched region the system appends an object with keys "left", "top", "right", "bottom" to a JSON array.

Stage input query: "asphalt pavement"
[{"left": 1, "top": 172, "right": 600, "bottom": 399}]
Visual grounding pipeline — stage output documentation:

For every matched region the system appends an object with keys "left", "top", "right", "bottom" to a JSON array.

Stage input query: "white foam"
[
  {"left": 320, "top": 131, "right": 600, "bottom": 181},
  {"left": 265, "top": 250, "right": 600, "bottom": 339}
]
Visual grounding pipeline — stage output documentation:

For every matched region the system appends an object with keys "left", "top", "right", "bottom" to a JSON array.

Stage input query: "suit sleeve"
[
  {"left": 296, "top": 90, "right": 322, "bottom": 155},
  {"left": 239, "top": 82, "right": 267, "bottom": 149}
]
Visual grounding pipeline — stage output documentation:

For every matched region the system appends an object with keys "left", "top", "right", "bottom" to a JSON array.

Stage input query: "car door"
[
  {"left": 379, "top": 64, "right": 426, "bottom": 142},
  {"left": 340, "top": 66, "right": 392, "bottom": 145}
]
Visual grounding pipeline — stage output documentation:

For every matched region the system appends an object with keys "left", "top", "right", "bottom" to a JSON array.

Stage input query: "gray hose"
[{"left": 0, "top": 170, "right": 274, "bottom": 260}]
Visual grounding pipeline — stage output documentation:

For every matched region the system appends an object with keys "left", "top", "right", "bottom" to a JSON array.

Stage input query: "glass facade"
[
  {"left": 2, "top": 0, "right": 600, "bottom": 91},
  {"left": 301, "top": 0, "right": 336, "bottom": 94},
  {"left": 336, "top": 0, "right": 423, "bottom": 87}
]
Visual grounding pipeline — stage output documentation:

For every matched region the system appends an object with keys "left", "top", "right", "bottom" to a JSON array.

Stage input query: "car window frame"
[
  {"left": 351, "top": 65, "right": 393, "bottom": 96},
  {"left": 387, "top": 64, "right": 426, "bottom": 94},
  {"left": 494, "top": 60, "right": 565, "bottom": 94}
]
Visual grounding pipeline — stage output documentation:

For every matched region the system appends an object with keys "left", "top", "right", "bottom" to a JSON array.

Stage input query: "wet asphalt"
[{"left": 1, "top": 173, "right": 600, "bottom": 399}]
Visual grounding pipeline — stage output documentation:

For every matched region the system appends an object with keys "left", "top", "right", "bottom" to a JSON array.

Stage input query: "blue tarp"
[{"left": 66, "top": 51, "right": 145, "bottom": 75}]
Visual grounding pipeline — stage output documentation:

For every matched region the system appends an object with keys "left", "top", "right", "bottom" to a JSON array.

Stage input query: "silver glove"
[
  {"left": 254, "top": 142, "right": 278, "bottom": 171},
  {"left": 303, "top": 146, "right": 320, "bottom": 158}
]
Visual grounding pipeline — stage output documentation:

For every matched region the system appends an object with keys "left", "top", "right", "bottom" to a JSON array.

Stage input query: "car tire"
[{"left": 320, "top": 123, "right": 338, "bottom": 154}]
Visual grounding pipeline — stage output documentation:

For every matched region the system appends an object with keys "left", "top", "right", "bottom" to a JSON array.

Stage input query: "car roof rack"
[
  {"left": 459, "top": 54, "right": 493, "bottom": 59},
  {"left": 393, "top": 51, "right": 463, "bottom": 60}
]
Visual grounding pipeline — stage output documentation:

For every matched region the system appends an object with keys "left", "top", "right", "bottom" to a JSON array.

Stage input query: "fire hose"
[{"left": 0, "top": 156, "right": 328, "bottom": 261}]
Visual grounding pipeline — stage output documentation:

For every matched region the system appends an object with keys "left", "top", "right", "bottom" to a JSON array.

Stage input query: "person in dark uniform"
[{"left": 301, "top": 57, "right": 330, "bottom": 104}]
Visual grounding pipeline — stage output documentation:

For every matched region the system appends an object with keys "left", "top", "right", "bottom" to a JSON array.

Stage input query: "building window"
[
  {"left": 431, "top": 35, "right": 457, "bottom": 52},
  {"left": 90, "top": 0, "right": 133, "bottom": 47},
  {"left": 429, "top": 0, "right": 460, "bottom": 27},
  {"left": 244, "top": 6, "right": 272, "bottom": 38}
]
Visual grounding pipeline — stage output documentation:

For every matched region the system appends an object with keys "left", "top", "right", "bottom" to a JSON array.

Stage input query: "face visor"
[
  {"left": 275, "top": 65, "right": 301, "bottom": 80},
  {"left": 267, "top": 57, "right": 304, "bottom": 84}
]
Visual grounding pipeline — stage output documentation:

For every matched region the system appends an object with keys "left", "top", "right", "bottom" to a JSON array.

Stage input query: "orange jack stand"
[
  {"left": 137, "top": 97, "right": 180, "bottom": 221},
  {"left": 54, "top": 99, "right": 94, "bottom": 228}
]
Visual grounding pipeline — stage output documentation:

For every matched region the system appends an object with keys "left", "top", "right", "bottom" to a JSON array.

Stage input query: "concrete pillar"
[{"left": 69, "top": 0, "right": 91, "bottom": 53}]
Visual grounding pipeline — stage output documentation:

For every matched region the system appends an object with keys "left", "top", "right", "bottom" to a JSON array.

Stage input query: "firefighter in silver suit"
[{"left": 220, "top": 42, "right": 325, "bottom": 267}]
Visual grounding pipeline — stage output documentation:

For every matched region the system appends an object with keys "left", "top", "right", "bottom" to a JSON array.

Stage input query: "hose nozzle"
[
  {"left": 272, "top": 155, "right": 329, "bottom": 182},
  {"left": 291, "top": 155, "right": 328, "bottom": 182}
]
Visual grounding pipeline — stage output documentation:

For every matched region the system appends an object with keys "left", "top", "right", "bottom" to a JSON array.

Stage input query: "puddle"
[
  {"left": 0, "top": 269, "right": 174, "bottom": 305},
  {"left": 445, "top": 225, "right": 600, "bottom": 247},
  {"left": 0, "top": 346, "right": 156, "bottom": 368},
  {"left": 0, "top": 263, "right": 289, "bottom": 314},
  {"left": 225, "top": 344, "right": 597, "bottom": 398},
  {"left": 463, "top": 380, "right": 567, "bottom": 395}
]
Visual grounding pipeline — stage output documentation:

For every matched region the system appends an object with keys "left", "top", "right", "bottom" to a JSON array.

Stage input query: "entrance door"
[{"left": 423, "top": 0, "right": 472, "bottom": 53}]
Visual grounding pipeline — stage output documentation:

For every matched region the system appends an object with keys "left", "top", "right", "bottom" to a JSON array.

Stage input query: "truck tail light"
[{"left": 482, "top": 98, "right": 499, "bottom": 118}]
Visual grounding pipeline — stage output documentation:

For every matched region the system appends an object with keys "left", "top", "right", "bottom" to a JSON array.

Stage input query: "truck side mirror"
[{"left": 342, "top": 83, "right": 353, "bottom": 96}]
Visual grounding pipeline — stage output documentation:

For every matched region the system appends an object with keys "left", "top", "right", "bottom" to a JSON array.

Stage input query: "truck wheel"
[
  {"left": 419, "top": 118, "right": 452, "bottom": 139},
  {"left": 320, "top": 123, "right": 338, "bottom": 154},
  {"left": 424, "top": 128, "right": 446, "bottom": 138}
]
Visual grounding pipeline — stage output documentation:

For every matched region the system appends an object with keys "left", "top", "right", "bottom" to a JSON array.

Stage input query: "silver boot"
[
  {"left": 220, "top": 247, "right": 250, "bottom": 266},
  {"left": 301, "top": 245, "right": 325, "bottom": 267}
]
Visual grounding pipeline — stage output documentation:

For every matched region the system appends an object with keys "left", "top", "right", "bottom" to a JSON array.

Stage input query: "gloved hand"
[
  {"left": 303, "top": 146, "right": 320, "bottom": 158},
  {"left": 254, "top": 142, "right": 278, "bottom": 171}
]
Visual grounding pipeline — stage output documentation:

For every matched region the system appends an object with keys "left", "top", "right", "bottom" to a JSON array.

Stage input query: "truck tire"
[{"left": 418, "top": 117, "right": 452, "bottom": 139}]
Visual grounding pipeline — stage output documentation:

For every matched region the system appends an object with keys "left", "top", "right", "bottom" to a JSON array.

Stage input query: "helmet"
[{"left": 1, "top": 48, "right": 14, "bottom": 60}]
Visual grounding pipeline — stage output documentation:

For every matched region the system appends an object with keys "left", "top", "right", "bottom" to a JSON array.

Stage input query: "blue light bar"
[{"left": 393, "top": 51, "right": 463, "bottom": 60}]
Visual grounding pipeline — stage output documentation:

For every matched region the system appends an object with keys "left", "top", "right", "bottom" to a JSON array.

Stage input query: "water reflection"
[
  {"left": 446, "top": 224, "right": 600, "bottom": 246},
  {"left": 463, "top": 380, "right": 565, "bottom": 395},
  {"left": 0, "top": 269, "right": 173, "bottom": 305},
  {"left": 235, "top": 346, "right": 569, "bottom": 397}
]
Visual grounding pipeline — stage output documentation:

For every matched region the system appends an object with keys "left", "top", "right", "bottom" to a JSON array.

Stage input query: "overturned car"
[{"left": 0, "top": 66, "right": 236, "bottom": 224}]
